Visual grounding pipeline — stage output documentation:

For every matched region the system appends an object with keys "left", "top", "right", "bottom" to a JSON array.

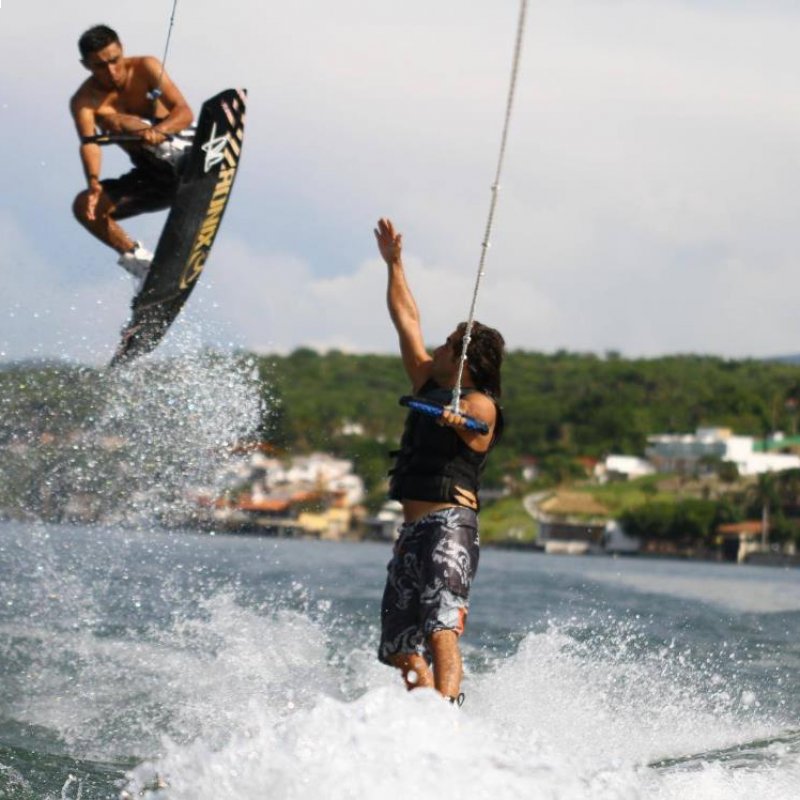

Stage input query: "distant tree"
[
  {"left": 717, "top": 460, "right": 740, "bottom": 484},
  {"left": 670, "top": 499, "right": 718, "bottom": 545},
  {"left": 620, "top": 502, "right": 675, "bottom": 541},
  {"left": 711, "top": 498, "right": 743, "bottom": 528},
  {"left": 621, "top": 498, "right": 721, "bottom": 546},
  {"left": 768, "top": 516, "right": 795, "bottom": 546},
  {"left": 746, "top": 473, "right": 780, "bottom": 549},
  {"left": 776, "top": 468, "right": 800, "bottom": 515},
  {"left": 537, "top": 453, "right": 587, "bottom": 485}
]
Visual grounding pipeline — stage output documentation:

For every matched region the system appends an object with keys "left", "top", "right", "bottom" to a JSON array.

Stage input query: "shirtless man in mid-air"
[{"left": 70, "top": 24, "right": 194, "bottom": 290}]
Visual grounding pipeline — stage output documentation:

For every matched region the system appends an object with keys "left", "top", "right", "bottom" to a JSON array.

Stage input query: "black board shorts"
[
  {"left": 378, "top": 506, "right": 479, "bottom": 665},
  {"left": 102, "top": 158, "right": 182, "bottom": 221}
]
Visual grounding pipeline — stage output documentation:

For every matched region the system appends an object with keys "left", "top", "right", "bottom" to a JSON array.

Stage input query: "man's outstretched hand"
[{"left": 374, "top": 218, "right": 403, "bottom": 266}]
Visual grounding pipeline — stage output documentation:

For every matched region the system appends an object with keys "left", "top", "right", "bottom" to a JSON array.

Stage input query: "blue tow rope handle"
[{"left": 399, "top": 396, "right": 490, "bottom": 434}]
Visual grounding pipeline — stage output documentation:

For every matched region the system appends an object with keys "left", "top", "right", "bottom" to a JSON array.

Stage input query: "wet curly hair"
[
  {"left": 78, "top": 25, "right": 120, "bottom": 60},
  {"left": 452, "top": 321, "right": 505, "bottom": 399}
]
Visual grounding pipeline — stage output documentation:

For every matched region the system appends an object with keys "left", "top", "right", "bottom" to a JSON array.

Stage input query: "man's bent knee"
[
  {"left": 72, "top": 190, "right": 90, "bottom": 222},
  {"left": 72, "top": 189, "right": 114, "bottom": 224}
]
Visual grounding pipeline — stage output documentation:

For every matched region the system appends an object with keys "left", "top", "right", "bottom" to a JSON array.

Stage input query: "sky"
[{"left": 1, "top": 0, "right": 799, "bottom": 364}]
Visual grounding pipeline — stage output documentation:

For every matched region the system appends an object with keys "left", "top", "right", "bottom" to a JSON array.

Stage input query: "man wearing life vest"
[{"left": 374, "top": 217, "right": 505, "bottom": 705}]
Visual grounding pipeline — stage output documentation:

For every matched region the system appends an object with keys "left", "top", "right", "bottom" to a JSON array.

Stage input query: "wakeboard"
[{"left": 110, "top": 88, "right": 247, "bottom": 366}]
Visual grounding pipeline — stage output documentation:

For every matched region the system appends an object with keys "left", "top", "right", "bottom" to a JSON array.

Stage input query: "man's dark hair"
[
  {"left": 454, "top": 321, "right": 505, "bottom": 399},
  {"left": 78, "top": 25, "right": 120, "bottom": 60}
]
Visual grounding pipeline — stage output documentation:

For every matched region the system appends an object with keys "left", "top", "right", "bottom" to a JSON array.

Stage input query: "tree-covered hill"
[
  {"left": 3, "top": 350, "right": 800, "bottom": 509},
  {"left": 255, "top": 348, "right": 800, "bottom": 485}
]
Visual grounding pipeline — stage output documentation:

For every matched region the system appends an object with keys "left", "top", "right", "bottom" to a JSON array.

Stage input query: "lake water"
[{"left": 1, "top": 519, "right": 798, "bottom": 799}]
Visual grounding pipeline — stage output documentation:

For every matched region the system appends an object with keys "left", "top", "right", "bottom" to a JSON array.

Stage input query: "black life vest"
[{"left": 388, "top": 380, "right": 503, "bottom": 509}]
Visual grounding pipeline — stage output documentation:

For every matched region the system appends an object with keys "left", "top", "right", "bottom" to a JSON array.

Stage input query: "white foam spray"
[
  {"left": 112, "top": 600, "right": 800, "bottom": 800},
  {"left": 0, "top": 351, "right": 263, "bottom": 527}
]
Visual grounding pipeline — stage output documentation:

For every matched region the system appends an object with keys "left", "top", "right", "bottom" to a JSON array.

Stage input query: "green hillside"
[{"left": 3, "top": 350, "right": 800, "bottom": 539}]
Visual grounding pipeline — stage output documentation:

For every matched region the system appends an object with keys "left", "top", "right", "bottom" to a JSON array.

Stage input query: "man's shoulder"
[
  {"left": 70, "top": 78, "right": 97, "bottom": 114},
  {"left": 465, "top": 389, "right": 497, "bottom": 411},
  {"left": 460, "top": 389, "right": 498, "bottom": 428},
  {"left": 126, "top": 55, "right": 161, "bottom": 78}
]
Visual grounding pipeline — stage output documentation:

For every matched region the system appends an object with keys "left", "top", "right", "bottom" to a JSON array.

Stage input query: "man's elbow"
[{"left": 177, "top": 100, "right": 194, "bottom": 128}]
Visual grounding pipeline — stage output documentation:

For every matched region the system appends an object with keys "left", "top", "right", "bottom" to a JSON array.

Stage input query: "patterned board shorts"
[{"left": 378, "top": 506, "right": 480, "bottom": 665}]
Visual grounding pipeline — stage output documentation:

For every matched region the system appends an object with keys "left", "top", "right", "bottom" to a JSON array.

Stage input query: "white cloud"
[
  {"left": 2, "top": 0, "right": 800, "bottom": 360},
  {"left": 194, "top": 237, "right": 458, "bottom": 355},
  {"left": 0, "top": 210, "right": 139, "bottom": 363}
]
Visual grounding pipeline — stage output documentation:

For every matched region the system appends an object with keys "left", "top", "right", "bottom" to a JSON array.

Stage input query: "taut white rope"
[
  {"left": 451, "top": 0, "right": 529, "bottom": 414},
  {"left": 149, "top": 0, "right": 180, "bottom": 102}
]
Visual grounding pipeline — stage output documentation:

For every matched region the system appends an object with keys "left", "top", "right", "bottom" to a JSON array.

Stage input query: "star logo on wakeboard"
[{"left": 201, "top": 123, "right": 229, "bottom": 173}]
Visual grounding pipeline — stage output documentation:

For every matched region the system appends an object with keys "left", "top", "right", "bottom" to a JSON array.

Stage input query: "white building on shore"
[
  {"left": 646, "top": 427, "right": 800, "bottom": 477},
  {"left": 596, "top": 455, "right": 656, "bottom": 482}
]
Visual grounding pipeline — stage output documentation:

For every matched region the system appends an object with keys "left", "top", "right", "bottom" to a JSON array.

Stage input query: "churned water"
[
  {"left": 1, "top": 352, "right": 799, "bottom": 798},
  {"left": 0, "top": 349, "right": 263, "bottom": 527},
  {"left": 1, "top": 522, "right": 799, "bottom": 800}
]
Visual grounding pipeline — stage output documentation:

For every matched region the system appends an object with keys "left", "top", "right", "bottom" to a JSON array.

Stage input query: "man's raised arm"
[{"left": 374, "top": 218, "right": 432, "bottom": 390}]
